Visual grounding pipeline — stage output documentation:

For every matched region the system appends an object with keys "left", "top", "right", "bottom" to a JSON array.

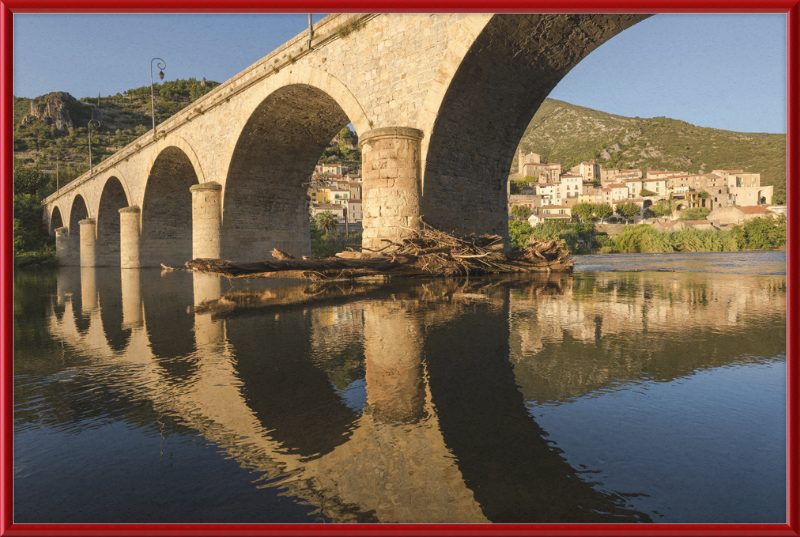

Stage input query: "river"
[{"left": 13, "top": 251, "right": 786, "bottom": 524}]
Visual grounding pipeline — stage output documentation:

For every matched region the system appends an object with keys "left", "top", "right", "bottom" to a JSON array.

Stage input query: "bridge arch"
[
  {"left": 419, "top": 14, "right": 649, "bottom": 239},
  {"left": 49, "top": 204, "right": 65, "bottom": 235},
  {"left": 140, "top": 145, "right": 201, "bottom": 267},
  {"left": 96, "top": 174, "right": 131, "bottom": 266},
  {"left": 220, "top": 75, "right": 366, "bottom": 261},
  {"left": 65, "top": 190, "right": 90, "bottom": 266}
]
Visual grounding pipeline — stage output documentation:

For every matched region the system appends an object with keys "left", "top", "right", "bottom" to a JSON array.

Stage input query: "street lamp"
[
  {"left": 151, "top": 58, "right": 166, "bottom": 140},
  {"left": 87, "top": 119, "right": 100, "bottom": 174}
]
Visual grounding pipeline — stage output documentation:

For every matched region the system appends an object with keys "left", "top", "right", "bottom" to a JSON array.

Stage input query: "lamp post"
[
  {"left": 151, "top": 58, "right": 166, "bottom": 140},
  {"left": 87, "top": 119, "right": 100, "bottom": 174}
]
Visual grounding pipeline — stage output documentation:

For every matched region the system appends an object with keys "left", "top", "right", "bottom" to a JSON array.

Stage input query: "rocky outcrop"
[{"left": 22, "top": 92, "right": 75, "bottom": 131}]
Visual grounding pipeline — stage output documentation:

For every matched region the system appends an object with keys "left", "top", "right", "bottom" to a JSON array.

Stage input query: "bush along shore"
[{"left": 509, "top": 216, "right": 786, "bottom": 255}]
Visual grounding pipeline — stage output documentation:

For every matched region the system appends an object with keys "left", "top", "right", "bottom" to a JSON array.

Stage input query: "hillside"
[
  {"left": 13, "top": 78, "right": 220, "bottom": 185},
  {"left": 513, "top": 99, "right": 787, "bottom": 203}
]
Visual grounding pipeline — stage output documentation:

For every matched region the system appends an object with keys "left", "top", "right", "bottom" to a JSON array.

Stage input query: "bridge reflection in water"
[{"left": 37, "top": 267, "right": 785, "bottom": 523}]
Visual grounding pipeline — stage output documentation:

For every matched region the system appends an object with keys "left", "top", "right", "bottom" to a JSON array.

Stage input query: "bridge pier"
[
  {"left": 119, "top": 206, "right": 141, "bottom": 269},
  {"left": 55, "top": 227, "right": 73, "bottom": 266},
  {"left": 190, "top": 182, "right": 222, "bottom": 260},
  {"left": 79, "top": 219, "right": 96, "bottom": 267},
  {"left": 80, "top": 267, "right": 98, "bottom": 312},
  {"left": 360, "top": 127, "right": 423, "bottom": 252}
]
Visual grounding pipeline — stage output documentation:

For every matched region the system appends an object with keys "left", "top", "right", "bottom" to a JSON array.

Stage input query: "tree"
[
  {"left": 639, "top": 188, "right": 657, "bottom": 197},
  {"left": 338, "top": 126, "right": 356, "bottom": 146},
  {"left": 696, "top": 190, "right": 710, "bottom": 199},
  {"left": 510, "top": 177, "right": 534, "bottom": 195},
  {"left": 13, "top": 160, "right": 46, "bottom": 196},
  {"left": 316, "top": 211, "right": 339, "bottom": 234},
  {"left": 508, "top": 219, "right": 534, "bottom": 251},
  {"left": 678, "top": 207, "right": 710, "bottom": 221},
  {"left": 510, "top": 205, "right": 531, "bottom": 218},
  {"left": 593, "top": 203, "right": 613, "bottom": 223},
  {"left": 571, "top": 202, "right": 595, "bottom": 223},
  {"left": 615, "top": 201, "right": 641, "bottom": 223}
]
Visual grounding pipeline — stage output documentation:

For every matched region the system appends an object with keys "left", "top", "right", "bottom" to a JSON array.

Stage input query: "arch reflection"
[{"left": 38, "top": 269, "right": 785, "bottom": 523}]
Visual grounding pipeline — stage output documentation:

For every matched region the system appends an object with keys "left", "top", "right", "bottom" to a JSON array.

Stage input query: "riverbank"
[{"left": 510, "top": 218, "right": 786, "bottom": 256}]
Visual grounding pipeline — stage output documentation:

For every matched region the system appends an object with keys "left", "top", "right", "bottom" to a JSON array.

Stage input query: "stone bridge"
[{"left": 41, "top": 13, "right": 648, "bottom": 267}]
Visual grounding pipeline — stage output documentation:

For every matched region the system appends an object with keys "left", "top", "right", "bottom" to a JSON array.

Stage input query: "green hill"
[
  {"left": 13, "top": 78, "right": 220, "bottom": 185},
  {"left": 514, "top": 98, "right": 786, "bottom": 203}
]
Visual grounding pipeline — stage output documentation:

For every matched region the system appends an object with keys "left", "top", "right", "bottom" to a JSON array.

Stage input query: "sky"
[{"left": 13, "top": 13, "right": 787, "bottom": 134}]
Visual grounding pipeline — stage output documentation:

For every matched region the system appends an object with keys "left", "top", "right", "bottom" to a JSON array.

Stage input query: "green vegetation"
[
  {"left": 677, "top": 207, "right": 711, "bottom": 221},
  {"left": 13, "top": 160, "right": 56, "bottom": 267},
  {"left": 509, "top": 220, "right": 595, "bottom": 254},
  {"left": 571, "top": 202, "right": 594, "bottom": 223},
  {"left": 14, "top": 78, "right": 219, "bottom": 186},
  {"left": 318, "top": 127, "right": 361, "bottom": 172},
  {"left": 515, "top": 98, "right": 786, "bottom": 203},
  {"left": 603, "top": 217, "right": 785, "bottom": 254},
  {"left": 310, "top": 215, "right": 361, "bottom": 257},
  {"left": 639, "top": 188, "right": 657, "bottom": 197},
  {"left": 510, "top": 176, "right": 535, "bottom": 194},
  {"left": 510, "top": 205, "right": 531, "bottom": 218},
  {"left": 614, "top": 202, "right": 641, "bottom": 223}
]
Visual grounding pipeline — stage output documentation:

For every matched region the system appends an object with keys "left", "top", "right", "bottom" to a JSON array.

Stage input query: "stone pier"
[
  {"left": 121, "top": 269, "right": 143, "bottom": 329},
  {"left": 119, "top": 206, "right": 141, "bottom": 269},
  {"left": 190, "top": 182, "right": 222, "bottom": 260},
  {"left": 55, "top": 227, "right": 72, "bottom": 266},
  {"left": 360, "top": 127, "right": 423, "bottom": 252},
  {"left": 79, "top": 219, "right": 96, "bottom": 267}
]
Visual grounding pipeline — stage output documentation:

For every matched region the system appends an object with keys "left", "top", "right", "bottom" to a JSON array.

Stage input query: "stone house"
[
  {"left": 608, "top": 183, "right": 629, "bottom": 201},
  {"left": 646, "top": 170, "right": 686, "bottom": 180},
  {"left": 601, "top": 168, "right": 641, "bottom": 183},
  {"left": 641, "top": 178, "right": 666, "bottom": 197},
  {"left": 521, "top": 162, "right": 562, "bottom": 183},
  {"left": 311, "top": 202, "right": 346, "bottom": 219},
  {"left": 346, "top": 200, "right": 363, "bottom": 222},
  {"left": 707, "top": 205, "right": 775, "bottom": 225},
  {"left": 559, "top": 174, "right": 583, "bottom": 202},
  {"left": 577, "top": 161, "right": 601, "bottom": 182}
]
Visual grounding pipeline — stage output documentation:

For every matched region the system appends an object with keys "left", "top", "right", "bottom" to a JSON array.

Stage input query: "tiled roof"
[{"left": 738, "top": 206, "right": 773, "bottom": 214}]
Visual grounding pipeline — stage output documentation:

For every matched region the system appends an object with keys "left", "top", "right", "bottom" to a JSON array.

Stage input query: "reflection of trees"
[{"left": 510, "top": 272, "right": 786, "bottom": 404}]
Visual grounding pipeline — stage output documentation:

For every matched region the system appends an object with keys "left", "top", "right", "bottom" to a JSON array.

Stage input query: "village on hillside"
[{"left": 508, "top": 150, "right": 786, "bottom": 231}]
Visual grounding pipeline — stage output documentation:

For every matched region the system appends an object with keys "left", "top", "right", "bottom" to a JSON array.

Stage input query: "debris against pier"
[{"left": 179, "top": 228, "right": 573, "bottom": 281}]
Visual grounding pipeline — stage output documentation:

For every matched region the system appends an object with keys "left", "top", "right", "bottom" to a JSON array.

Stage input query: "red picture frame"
[{"left": 1, "top": 2, "right": 797, "bottom": 536}]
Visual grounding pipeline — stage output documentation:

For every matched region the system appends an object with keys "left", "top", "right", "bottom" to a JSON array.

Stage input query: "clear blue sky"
[{"left": 13, "top": 13, "right": 786, "bottom": 134}]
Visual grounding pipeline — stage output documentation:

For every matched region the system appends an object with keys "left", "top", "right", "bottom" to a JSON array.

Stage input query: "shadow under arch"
[
  {"left": 49, "top": 205, "right": 64, "bottom": 236},
  {"left": 226, "top": 305, "right": 360, "bottom": 460},
  {"left": 141, "top": 147, "right": 199, "bottom": 267},
  {"left": 66, "top": 194, "right": 89, "bottom": 266},
  {"left": 96, "top": 177, "right": 130, "bottom": 267},
  {"left": 221, "top": 84, "right": 353, "bottom": 261},
  {"left": 420, "top": 14, "right": 649, "bottom": 239},
  {"left": 423, "top": 283, "right": 652, "bottom": 523}
]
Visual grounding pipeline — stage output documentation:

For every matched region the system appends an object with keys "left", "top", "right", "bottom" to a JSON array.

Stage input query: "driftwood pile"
[{"left": 183, "top": 228, "right": 572, "bottom": 281}]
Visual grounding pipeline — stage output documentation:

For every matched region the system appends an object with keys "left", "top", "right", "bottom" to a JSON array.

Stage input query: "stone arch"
[
  {"left": 220, "top": 81, "right": 362, "bottom": 260},
  {"left": 140, "top": 146, "right": 200, "bottom": 267},
  {"left": 65, "top": 191, "right": 90, "bottom": 266},
  {"left": 419, "top": 14, "right": 650, "bottom": 239},
  {"left": 150, "top": 135, "right": 206, "bottom": 189},
  {"left": 643, "top": 199, "right": 653, "bottom": 209},
  {"left": 49, "top": 205, "right": 64, "bottom": 235},
  {"left": 96, "top": 176, "right": 131, "bottom": 267}
]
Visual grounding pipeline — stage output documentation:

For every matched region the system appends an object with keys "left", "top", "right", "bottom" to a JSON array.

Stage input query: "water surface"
[{"left": 14, "top": 251, "right": 787, "bottom": 523}]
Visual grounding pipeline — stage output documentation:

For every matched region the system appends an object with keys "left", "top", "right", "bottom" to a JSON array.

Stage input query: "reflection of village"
[
  {"left": 509, "top": 272, "right": 786, "bottom": 404},
  {"left": 37, "top": 268, "right": 785, "bottom": 523}
]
